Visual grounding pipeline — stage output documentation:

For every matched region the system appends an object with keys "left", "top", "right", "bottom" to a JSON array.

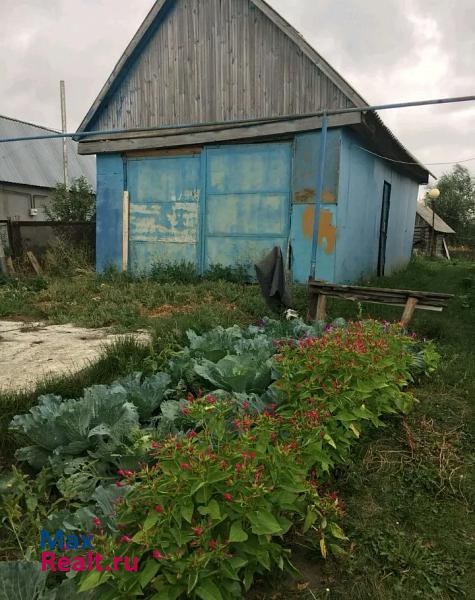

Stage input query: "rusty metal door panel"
[
  {"left": 291, "top": 203, "right": 337, "bottom": 283},
  {"left": 204, "top": 143, "right": 291, "bottom": 270},
  {"left": 127, "top": 155, "right": 200, "bottom": 272}
]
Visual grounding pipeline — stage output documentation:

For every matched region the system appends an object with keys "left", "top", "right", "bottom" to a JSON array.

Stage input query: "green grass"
[
  {"left": 0, "top": 269, "right": 268, "bottom": 332},
  {"left": 1, "top": 257, "right": 474, "bottom": 599}
]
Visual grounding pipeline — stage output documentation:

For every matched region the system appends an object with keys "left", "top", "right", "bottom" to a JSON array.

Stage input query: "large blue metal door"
[
  {"left": 203, "top": 143, "right": 292, "bottom": 270},
  {"left": 127, "top": 154, "right": 201, "bottom": 273}
]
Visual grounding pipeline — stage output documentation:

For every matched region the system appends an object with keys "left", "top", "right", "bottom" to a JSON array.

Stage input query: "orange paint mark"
[
  {"left": 321, "top": 191, "right": 337, "bottom": 204},
  {"left": 302, "top": 207, "right": 336, "bottom": 254}
]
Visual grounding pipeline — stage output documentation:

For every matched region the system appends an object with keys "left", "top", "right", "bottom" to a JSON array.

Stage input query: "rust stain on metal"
[
  {"left": 302, "top": 206, "right": 336, "bottom": 254},
  {"left": 294, "top": 188, "right": 315, "bottom": 203},
  {"left": 294, "top": 189, "right": 336, "bottom": 203}
]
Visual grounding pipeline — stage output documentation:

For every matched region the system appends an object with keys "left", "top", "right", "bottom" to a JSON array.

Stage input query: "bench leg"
[
  {"left": 316, "top": 294, "right": 327, "bottom": 322},
  {"left": 401, "top": 297, "right": 418, "bottom": 328},
  {"left": 307, "top": 292, "right": 318, "bottom": 322}
]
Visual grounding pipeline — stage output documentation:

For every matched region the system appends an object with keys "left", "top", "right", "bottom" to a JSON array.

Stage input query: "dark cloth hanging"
[{"left": 255, "top": 246, "right": 292, "bottom": 314}]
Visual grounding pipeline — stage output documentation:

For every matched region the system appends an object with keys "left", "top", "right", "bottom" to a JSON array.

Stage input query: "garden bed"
[{"left": 0, "top": 316, "right": 437, "bottom": 599}]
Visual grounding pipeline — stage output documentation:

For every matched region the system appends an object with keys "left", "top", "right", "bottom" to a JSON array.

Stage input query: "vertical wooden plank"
[
  {"left": 307, "top": 290, "right": 318, "bottom": 322},
  {"left": 401, "top": 297, "right": 418, "bottom": 327},
  {"left": 87, "top": 0, "right": 360, "bottom": 131},
  {"left": 6, "top": 256, "right": 15, "bottom": 275},
  {"left": 26, "top": 251, "right": 42, "bottom": 275},
  {"left": 122, "top": 190, "right": 130, "bottom": 272},
  {"left": 0, "top": 233, "right": 7, "bottom": 275},
  {"left": 316, "top": 294, "right": 327, "bottom": 321}
]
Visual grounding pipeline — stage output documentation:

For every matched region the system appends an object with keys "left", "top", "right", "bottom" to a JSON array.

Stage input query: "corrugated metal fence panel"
[
  {"left": 91, "top": 0, "right": 353, "bottom": 132},
  {"left": 204, "top": 142, "right": 291, "bottom": 270},
  {"left": 127, "top": 154, "right": 201, "bottom": 271}
]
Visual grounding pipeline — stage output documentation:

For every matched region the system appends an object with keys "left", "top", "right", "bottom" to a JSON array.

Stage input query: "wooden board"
[
  {"left": 122, "top": 191, "right": 129, "bottom": 272},
  {"left": 307, "top": 280, "right": 453, "bottom": 325},
  {"left": 26, "top": 250, "right": 42, "bottom": 275}
]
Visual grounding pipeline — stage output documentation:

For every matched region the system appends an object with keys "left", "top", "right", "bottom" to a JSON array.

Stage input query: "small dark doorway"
[{"left": 377, "top": 181, "right": 391, "bottom": 277}]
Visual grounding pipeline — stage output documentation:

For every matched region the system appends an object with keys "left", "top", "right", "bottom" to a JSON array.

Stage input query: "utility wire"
[{"left": 356, "top": 145, "right": 475, "bottom": 167}]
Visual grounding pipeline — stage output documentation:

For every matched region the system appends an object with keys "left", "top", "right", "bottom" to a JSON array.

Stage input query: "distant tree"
[
  {"left": 46, "top": 176, "right": 96, "bottom": 222},
  {"left": 428, "top": 165, "right": 475, "bottom": 240}
]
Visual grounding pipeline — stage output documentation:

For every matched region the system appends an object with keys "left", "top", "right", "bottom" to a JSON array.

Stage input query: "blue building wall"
[
  {"left": 335, "top": 129, "right": 418, "bottom": 283},
  {"left": 94, "top": 128, "right": 419, "bottom": 283},
  {"left": 96, "top": 154, "right": 124, "bottom": 272}
]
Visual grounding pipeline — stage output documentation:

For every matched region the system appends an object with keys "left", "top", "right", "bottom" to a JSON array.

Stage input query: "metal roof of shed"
[
  {"left": 416, "top": 201, "right": 455, "bottom": 234},
  {"left": 0, "top": 115, "right": 95, "bottom": 190}
]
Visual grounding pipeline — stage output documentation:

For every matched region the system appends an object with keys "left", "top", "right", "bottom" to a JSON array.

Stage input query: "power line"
[
  {"left": 0, "top": 94, "right": 474, "bottom": 144},
  {"left": 356, "top": 145, "right": 475, "bottom": 167}
]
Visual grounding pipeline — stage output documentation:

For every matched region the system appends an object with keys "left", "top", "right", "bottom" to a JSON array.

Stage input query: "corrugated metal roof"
[
  {"left": 0, "top": 115, "right": 95, "bottom": 190},
  {"left": 417, "top": 201, "right": 455, "bottom": 234}
]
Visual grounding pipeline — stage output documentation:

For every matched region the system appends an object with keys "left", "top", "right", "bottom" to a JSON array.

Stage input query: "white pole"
[{"left": 60, "top": 80, "right": 69, "bottom": 187}]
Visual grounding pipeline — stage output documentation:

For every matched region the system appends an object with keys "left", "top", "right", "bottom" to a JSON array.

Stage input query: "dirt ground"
[{"left": 0, "top": 321, "right": 150, "bottom": 392}]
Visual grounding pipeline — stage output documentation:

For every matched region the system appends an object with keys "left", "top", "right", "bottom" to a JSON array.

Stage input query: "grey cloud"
[{"left": 0, "top": 0, "right": 473, "bottom": 176}]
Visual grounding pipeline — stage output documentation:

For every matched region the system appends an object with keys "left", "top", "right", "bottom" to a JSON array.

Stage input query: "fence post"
[{"left": 0, "top": 232, "right": 7, "bottom": 275}]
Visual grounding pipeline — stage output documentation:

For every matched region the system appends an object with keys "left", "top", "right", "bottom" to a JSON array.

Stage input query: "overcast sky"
[{"left": 1, "top": 0, "right": 474, "bottom": 178}]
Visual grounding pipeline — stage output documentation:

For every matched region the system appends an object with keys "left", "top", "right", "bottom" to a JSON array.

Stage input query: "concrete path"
[{"left": 0, "top": 321, "right": 150, "bottom": 392}]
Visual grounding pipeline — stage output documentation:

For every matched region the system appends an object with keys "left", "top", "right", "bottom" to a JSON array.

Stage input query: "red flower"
[
  {"left": 176, "top": 443, "right": 182, "bottom": 450},
  {"left": 151, "top": 441, "right": 160, "bottom": 449},
  {"left": 242, "top": 400, "right": 250, "bottom": 410},
  {"left": 120, "top": 535, "right": 132, "bottom": 543},
  {"left": 180, "top": 463, "right": 191, "bottom": 470},
  {"left": 223, "top": 493, "right": 233, "bottom": 502},
  {"left": 93, "top": 517, "right": 101, "bottom": 527},
  {"left": 235, "top": 463, "right": 242, "bottom": 473},
  {"left": 181, "top": 408, "right": 191, "bottom": 415},
  {"left": 155, "top": 504, "right": 164, "bottom": 513},
  {"left": 249, "top": 451, "right": 256, "bottom": 460},
  {"left": 188, "top": 430, "right": 198, "bottom": 439},
  {"left": 115, "top": 481, "right": 124, "bottom": 488},
  {"left": 117, "top": 469, "right": 125, "bottom": 476},
  {"left": 209, "top": 539, "right": 217, "bottom": 550},
  {"left": 193, "top": 527, "right": 204, "bottom": 536},
  {"left": 153, "top": 549, "right": 164, "bottom": 560},
  {"left": 207, "top": 395, "right": 216, "bottom": 404}
]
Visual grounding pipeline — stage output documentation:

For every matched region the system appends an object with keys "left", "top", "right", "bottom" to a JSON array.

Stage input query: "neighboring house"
[
  {"left": 0, "top": 115, "right": 95, "bottom": 221},
  {"left": 413, "top": 201, "right": 455, "bottom": 258},
  {"left": 77, "top": 0, "right": 429, "bottom": 283}
]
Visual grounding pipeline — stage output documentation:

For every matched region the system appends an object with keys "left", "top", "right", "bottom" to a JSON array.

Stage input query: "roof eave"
[{"left": 353, "top": 112, "right": 430, "bottom": 184}]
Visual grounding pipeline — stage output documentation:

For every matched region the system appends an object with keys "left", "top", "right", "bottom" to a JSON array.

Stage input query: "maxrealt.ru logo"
[{"left": 40, "top": 529, "right": 138, "bottom": 573}]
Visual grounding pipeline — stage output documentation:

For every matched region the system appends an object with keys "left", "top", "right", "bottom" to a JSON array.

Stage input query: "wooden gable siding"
[{"left": 90, "top": 0, "right": 354, "bottom": 132}]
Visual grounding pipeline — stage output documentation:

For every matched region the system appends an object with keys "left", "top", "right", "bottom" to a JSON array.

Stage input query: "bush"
[{"left": 46, "top": 176, "right": 95, "bottom": 222}]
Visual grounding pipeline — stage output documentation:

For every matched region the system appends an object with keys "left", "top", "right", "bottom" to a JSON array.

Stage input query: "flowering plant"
[
  {"left": 82, "top": 396, "right": 343, "bottom": 599},
  {"left": 78, "top": 321, "right": 438, "bottom": 599}
]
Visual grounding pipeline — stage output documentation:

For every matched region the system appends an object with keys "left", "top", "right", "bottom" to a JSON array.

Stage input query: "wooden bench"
[{"left": 307, "top": 281, "right": 453, "bottom": 327}]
